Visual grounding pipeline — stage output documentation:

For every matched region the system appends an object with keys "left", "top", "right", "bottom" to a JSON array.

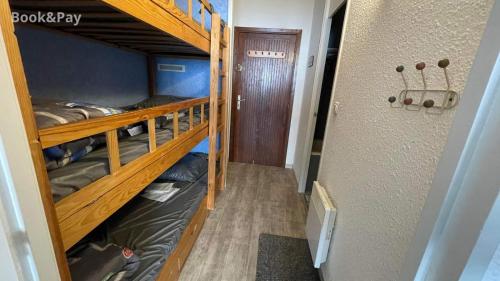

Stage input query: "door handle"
[
  {"left": 236, "top": 64, "right": 244, "bottom": 72},
  {"left": 237, "top": 95, "right": 246, "bottom": 111}
]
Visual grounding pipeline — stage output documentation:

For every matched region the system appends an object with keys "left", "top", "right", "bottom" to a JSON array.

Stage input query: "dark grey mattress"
[
  {"left": 107, "top": 176, "right": 207, "bottom": 281},
  {"left": 49, "top": 114, "right": 202, "bottom": 202},
  {"left": 68, "top": 175, "right": 207, "bottom": 281}
]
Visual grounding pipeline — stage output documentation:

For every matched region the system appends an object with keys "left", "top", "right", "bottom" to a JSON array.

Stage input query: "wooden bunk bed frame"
[{"left": 0, "top": 0, "right": 230, "bottom": 280}]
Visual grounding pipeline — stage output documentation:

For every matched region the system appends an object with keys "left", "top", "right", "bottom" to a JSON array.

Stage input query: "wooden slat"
[
  {"left": 148, "top": 119, "right": 157, "bottom": 152},
  {"left": 173, "top": 111, "right": 179, "bottom": 138},
  {"left": 188, "top": 0, "right": 193, "bottom": 19},
  {"left": 62, "top": 28, "right": 163, "bottom": 35},
  {"left": 39, "top": 97, "right": 208, "bottom": 148},
  {"left": 81, "top": 33, "right": 182, "bottom": 42},
  {"left": 189, "top": 107, "right": 194, "bottom": 130},
  {"left": 120, "top": 44, "right": 201, "bottom": 52},
  {"left": 199, "top": 0, "right": 213, "bottom": 13},
  {"left": 11, "top": 1, "right": 102, "bottom": 8},
  {"left": 108, "top": 38, "right": 189, "bottom": 45},
  {"left": 58, "top": 124, "right": 209, "bottom": 250},
  {"left": 103, "top": 0, "right": 210, "bottom": 53},
  {"left": 45, "top": 22, "right": 150, "bottom": 29},
  {"left": 106, "top": 130, "right": 121, "bottom": 174},
  {"left": 150, "top": 0, "right": 210, "bottom": 40},
  {"left": 201, "top": 103, "right": 205, "bottom": 123},
  {"left": 0, "top": 2, "right": 71, "bottom": 279},
  {"left": 208, "top": 14, "right": 221, "bottom": 210},
  {"left": 219, "top": 25, "right": 230, "bottom": 191},
  {"left": 201, "top": 6, "right": 206, "bottom": 31},
  {"left": 220, "top": 39, "right": 228, "bottom": 48}
]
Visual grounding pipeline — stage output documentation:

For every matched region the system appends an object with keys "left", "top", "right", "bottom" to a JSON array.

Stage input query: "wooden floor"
[{"left": 179, "top": 162, "right": 308, "bottom": 281}]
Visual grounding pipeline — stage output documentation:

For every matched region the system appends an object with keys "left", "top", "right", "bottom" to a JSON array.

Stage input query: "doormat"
[{"left": 256, "top": 233, "right": 320, "bottom": 281}]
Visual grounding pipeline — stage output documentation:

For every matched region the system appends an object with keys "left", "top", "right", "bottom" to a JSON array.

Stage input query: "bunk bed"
[{"left": 0, "top": 0, "right": 230, "bottom": 280}]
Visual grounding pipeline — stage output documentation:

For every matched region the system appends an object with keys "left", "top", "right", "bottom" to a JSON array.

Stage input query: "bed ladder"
[{"left": 208, "top": 14, "right": 230, "bottom": 210}]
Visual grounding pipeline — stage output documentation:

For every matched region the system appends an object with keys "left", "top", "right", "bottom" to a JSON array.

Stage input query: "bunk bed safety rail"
[
  {"left": 150, "top": 0, "right": 227, "bottom": 49},
  {"left": 38, "top": 97, "right": 209, "bottom": 149}
]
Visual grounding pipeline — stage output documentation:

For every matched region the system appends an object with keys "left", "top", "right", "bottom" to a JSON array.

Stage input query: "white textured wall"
[
  {"left": 317, "top": 1, "right": 494, "bottom": 280},
  {"left": 233, "top": 0, "right": 318, "bottom": 167}
]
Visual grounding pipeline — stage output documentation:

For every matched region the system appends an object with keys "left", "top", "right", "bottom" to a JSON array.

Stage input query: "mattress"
[
  {"left": 49, "top": 114, "right": 202, "bottom": 202},
  {"left": 69, "top": 176, "right": 208, "bottom": 281},
  {"left": 105, "top": 176, "right": 207, "bottom": 281}
]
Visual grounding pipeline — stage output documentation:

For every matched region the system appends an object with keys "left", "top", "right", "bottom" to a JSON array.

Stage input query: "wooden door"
[{"left": 230, "top": 27, "right": 301, "bottom": 167}]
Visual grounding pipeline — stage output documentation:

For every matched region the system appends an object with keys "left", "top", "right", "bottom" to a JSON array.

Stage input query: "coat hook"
[
  {"left": 438, "top": 59, "right": 451, "bottom": 112},
  {"left": 407, "top": 62, "right": 427, "bottom": 111},
  {"left": 396, "top": 65, "right": 408, "bottom": 105},
  {"left": 404, "top": 98, "right": 413, "bottom": 105},
  {"left": 423, "top": 99, "right": 435, "bottom": 108},
  {"left": 391, "top": 59, "right": 459, "bottom": 113}
]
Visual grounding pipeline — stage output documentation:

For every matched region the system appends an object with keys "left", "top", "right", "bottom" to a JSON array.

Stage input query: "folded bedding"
[
  {"left": 44, "top": 136, "right": 106, "bottom": 171},
  {"left": 33, "top": 98, "right": 127, "bottom": 171},
  {"left": 32, "top": 98, "right": 126, "bottom": 129}
]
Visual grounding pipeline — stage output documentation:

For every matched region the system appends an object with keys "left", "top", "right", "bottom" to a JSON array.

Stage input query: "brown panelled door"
[{"left": 230, "top": 27, "right": 301, "bottom": 167}]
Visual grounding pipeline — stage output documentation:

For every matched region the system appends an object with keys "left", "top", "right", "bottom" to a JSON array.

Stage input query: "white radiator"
[{"left": 306, "top": 181, "right": 336, "bottom": 268}]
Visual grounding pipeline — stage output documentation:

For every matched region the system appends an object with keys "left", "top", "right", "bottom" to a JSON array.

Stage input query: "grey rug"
[{"left": 256, "top": 234, "right": 320, "bottom": 281}]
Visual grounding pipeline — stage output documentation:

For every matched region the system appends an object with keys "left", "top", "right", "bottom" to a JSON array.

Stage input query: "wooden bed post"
[
  {"left": 0, "top": 2, "right": 71, "bottom": 280},
  {"left": 208, "top": 13, "right": 221, "bottom": 210},
  {"left": 219, "top": 25, "right": 230, "bottom": 191}
]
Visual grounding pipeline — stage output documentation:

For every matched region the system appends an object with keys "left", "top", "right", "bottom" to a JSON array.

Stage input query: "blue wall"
[
  {"left": 156, "top": 57, "right": 211, "bottom": 98},
  {"left": 16, "top": 25, "right": 149, "bottom": 107}
]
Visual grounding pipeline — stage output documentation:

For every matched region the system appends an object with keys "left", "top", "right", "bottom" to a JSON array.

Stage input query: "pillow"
[
  {"left": 68, "top": 242, "right": 140, "bottom": 281},
  {"left": 157, "top": 153, "right": 208, "bottom": 182}
]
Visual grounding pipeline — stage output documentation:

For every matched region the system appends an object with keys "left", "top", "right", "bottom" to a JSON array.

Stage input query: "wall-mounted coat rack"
[{"left": 388, "top": 59, "right": 459, "bottom": 114}]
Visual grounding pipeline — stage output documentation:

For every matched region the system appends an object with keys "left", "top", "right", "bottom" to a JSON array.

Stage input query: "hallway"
[{"left": 179, "top": 163, "right": 308, "bottom": 281}]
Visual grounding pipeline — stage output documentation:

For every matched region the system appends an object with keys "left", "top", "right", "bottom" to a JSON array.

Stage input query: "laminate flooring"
[{"left": 179, "top": 162, "right": 308, "bottom": 281}]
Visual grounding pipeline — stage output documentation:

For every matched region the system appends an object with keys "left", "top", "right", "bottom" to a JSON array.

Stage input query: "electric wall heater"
[{"left": 306, "top": 181, "right": 336, "bottom": 268}]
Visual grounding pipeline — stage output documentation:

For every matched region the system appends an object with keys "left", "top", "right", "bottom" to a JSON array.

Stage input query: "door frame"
[
  {"left": 230, "top": 26, "right": 302, "bottom": 167},
  {"left": 297, "top": 0, "right": 347, "bottom": 193}
]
